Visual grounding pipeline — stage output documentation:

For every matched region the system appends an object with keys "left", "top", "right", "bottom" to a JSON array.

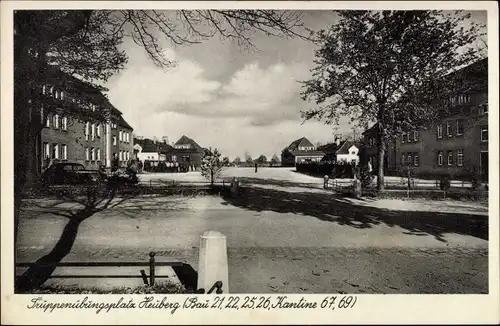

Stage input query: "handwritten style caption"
[{"left": 27, "top": 295, "right": 357, "bottom": 314}]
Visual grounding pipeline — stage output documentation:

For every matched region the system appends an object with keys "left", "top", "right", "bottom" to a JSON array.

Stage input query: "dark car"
[{"left": 41, "top": 163, "right": 102, "bottom": 186}]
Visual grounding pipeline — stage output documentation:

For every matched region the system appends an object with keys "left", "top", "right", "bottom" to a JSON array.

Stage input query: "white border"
[{"left": 1, "top": 1, "right": 499, "bottom": 325}]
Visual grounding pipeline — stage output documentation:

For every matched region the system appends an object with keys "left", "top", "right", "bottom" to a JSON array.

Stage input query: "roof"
[
  {"left": 336, "top": 141, "right": 360, "bottom": 155},
  {"left": 317, "top": 142, "right": 342, "bottom": 154},
  {"left": 174, "top": 135, "right": 203, "bottom": 150},
  {"left": 117, "top": 115, "right": 133, "bottom": 130},
  {"left": 134, "top": 138, "right": 173, "bottom": 153},
  {"left": 286, "top": 137, "right": 315, "bottom": 150},
  {"left": 286, "top": 150, "right": 325, "bottom": 157},
  {"left": 45, "top": 65, "right": 122, "bottom": 116}
]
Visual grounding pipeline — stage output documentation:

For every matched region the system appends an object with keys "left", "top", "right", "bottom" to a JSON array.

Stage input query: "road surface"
[{"left": 16, "top": 168, "right": 488, "bottom": 293}]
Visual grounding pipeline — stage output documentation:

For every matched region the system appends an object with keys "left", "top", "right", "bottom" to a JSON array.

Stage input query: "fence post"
[
  {"left": 149, "top": 251, "right": 156, "bottom": 286},
  {"left": 324, "top": 175, "right": 329, "bottom": 189},
  {"left": 198, "top": 231, "right": 229, "bottom": 293}
]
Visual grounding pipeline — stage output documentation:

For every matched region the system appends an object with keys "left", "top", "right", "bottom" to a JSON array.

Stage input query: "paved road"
[{"left": 16, "top": 168, "right": 489, "bottom": 293}]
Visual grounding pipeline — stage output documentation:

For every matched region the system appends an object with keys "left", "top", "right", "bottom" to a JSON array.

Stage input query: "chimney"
[
  {"left": 162, "top": 136, "right": 169, "bottom": 145},
  {"left": 334, "top": 134, "right": 342, "bottom": 146}
]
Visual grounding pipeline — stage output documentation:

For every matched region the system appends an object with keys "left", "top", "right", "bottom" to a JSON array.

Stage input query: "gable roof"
[
  {"left": 336, "top": 141, "right": 361, "bottom": 155},
  {"left": 286, "top": 137, "right": 315, "bottom": 150},
  {"left": 133, "top": 138, "right": 173, "bottom": 153},
  {"left": 117, "top": 115, "right": 133, "bottom": 130},
  {"left": 174, "top": 135, "right": 203, "bottom": 150},
  {"left": 317, "top": 142, "right": 342, "bottom": 154}
]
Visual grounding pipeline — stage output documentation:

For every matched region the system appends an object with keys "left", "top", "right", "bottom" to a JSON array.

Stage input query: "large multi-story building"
[
  {"left": 363, "top": 58, "right": 488, "bottom": 181},
  {"left": 37, "top": 66, "right": 134, "bottom": 173}
]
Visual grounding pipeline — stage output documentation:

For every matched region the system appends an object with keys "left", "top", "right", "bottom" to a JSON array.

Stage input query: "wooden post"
[
  {"left": 149, "top": 251, "right": 156, "bottom": 286},
  {"left": 140, "top": 269, "right": 149, "bottom": 285}
]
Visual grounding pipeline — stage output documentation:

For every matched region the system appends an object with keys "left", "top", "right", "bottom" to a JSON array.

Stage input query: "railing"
[
  {"left": 18, "top": 252, "right": 182, "bottom": 287},
  {"left": 326, "top": 178, "right": 481, "bottom": 190},
  {"left": 16, "top": 251, "right": 225, "bottom": 293}
]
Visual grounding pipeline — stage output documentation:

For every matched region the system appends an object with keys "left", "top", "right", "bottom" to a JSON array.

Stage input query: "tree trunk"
[{"left": 376, "top": 131, "right": 386, "bottom": 191}]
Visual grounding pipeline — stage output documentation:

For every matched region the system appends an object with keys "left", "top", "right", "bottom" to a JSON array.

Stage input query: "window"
[
  {"left": 172, "top": 155, "right": 177, "bottom": 162},
  {"left": 438, "top": 151, "right": 443, "bottom": 166},
  {"left": 45, "top": 115, "right": 50, "bottom": 127},
  {"left": 126, "top": 133, "right": 129, "bottom": 143},
  {"left": 42, "top": 85, "right": 46, "bottom": 95},
  {"left": 457, "top": 120, "right": 464, "bottom": 136},
  {"left": 52, "top": 144, "right": 59, "bottom": 159},
  {"left": 414, "top": 154, "right": 419, "bottom": 166},
  {"left": 61, "top": 144, "right": 67, "bottom": 160},
  {"left": 60, "top": 91, "right": 64, "bottom": 100},
  {"left": 446, "top": 121, "right": 452, "bottom": 137},
  {"left": 457, "top": 149, "right": 463, "bottom": 167},
  {"left": 113, "top": 136, "right": 117, "bottom": 146},
  {"left": 53, "top": 114, "right": 59, "bottom": 129},
  {"left": 401, "top": 133, "right": 406, "bottom": 144},
  {"left": 97, "top": 148, "right": 101, "bottom": 161},
  {"left": 54, "top": 90, "right": 59, "bottom": 99},
  {"left": 91, "top": 123, "right": 95, "bottom": 140},
  {"left": 119, "top": 131, "right": 123, "bottom": 142},
  {"left": 408, "top": 153, "right": 412, "bottom": 165},
  {"left": 85, "top": 122, "right": 90, "bottom": 140},
  {"left": 96, "top": 124, "right": 101, "bottom": 137},
  {"left": 481, "top": 127, "right": 488, "bottom": 142},
  {"left": 85, "top": 148, "right": 90, "bottom": 161},
  {"left": 91, "top": 148, "right": 95, "bottom": 161},
  {"left": 437, "top": 124, "right": 442, "bottom": 139},
  {"left": 447, "top": 151, "right": 453, "bottom": 166},
  {"left": 413, "top": 130, "right": 419, "bottom": 142},
  {"left": 61, "top": 117, "right": 68, "bottom": 131},
  {"left": 43, "top": 142, "right": 50, "bottom": 159},
  {"left": 401, "top": 154, "right": 405, "bottom": 165}
]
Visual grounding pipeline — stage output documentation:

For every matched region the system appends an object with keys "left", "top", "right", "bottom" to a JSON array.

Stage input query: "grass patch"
[{"left": 24, "top": 282, "right": 187, "bottom": 294}]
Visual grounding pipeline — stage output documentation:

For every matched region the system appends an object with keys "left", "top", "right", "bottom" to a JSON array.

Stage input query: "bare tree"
[{"left": 14, "top": 9, "right": 313, "bottom": 243}]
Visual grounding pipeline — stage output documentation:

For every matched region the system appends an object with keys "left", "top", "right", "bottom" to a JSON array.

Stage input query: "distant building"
[
  {"left": 335, "top": 141, "right": 361, "bottom": 165},
  {"left": 281, "top": 137, "right": 325, "bottom": 167},
  {"left": 363, "top": 58, "right": 488, "bottom": 180},
  {"left": 317, "top": 136, "right": 343, "bottom": 162},
  {"left": 133, "top": 135, "right": 206, "bottom": 170},
  {"left": 171, "top": 135, "right": 206, "bottom": 169}
]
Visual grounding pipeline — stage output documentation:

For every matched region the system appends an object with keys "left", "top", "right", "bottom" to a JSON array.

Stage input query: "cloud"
[{"left": 179, "top": 61, "right": 313, "bottom": 125}]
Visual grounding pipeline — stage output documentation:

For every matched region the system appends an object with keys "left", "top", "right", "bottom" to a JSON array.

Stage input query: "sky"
[{"left": 105, "top": 10, "right": 487, "bottom": 160}]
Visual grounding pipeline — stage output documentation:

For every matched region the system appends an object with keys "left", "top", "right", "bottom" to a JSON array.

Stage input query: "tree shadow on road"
[
  {"left": 220, "top": 186, "right": 488, "bottom": 243},
  {"left": 15, "top": 185, "right": 140, "bottom": 292}
]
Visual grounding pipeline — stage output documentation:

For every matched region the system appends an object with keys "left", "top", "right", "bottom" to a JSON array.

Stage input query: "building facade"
[
  {"left": 281, "top": 137, "right": 325, "bottom": 167},
  {"left": 133, "top": 135, "right": 206, "bottom": 170},
  {"left": 38, "top": 68, "right": 134, "bottom": 172},
  {"left": 335, "top": 141, "right": 361, "bottom": 165},
  {"left": 363, "top": 58, "right": 488, "bottom": 180}
]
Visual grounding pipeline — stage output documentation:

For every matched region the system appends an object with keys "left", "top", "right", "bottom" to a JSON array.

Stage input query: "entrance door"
[{"left": 480, "top": 151, "right": 488, "bottom": 182}]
